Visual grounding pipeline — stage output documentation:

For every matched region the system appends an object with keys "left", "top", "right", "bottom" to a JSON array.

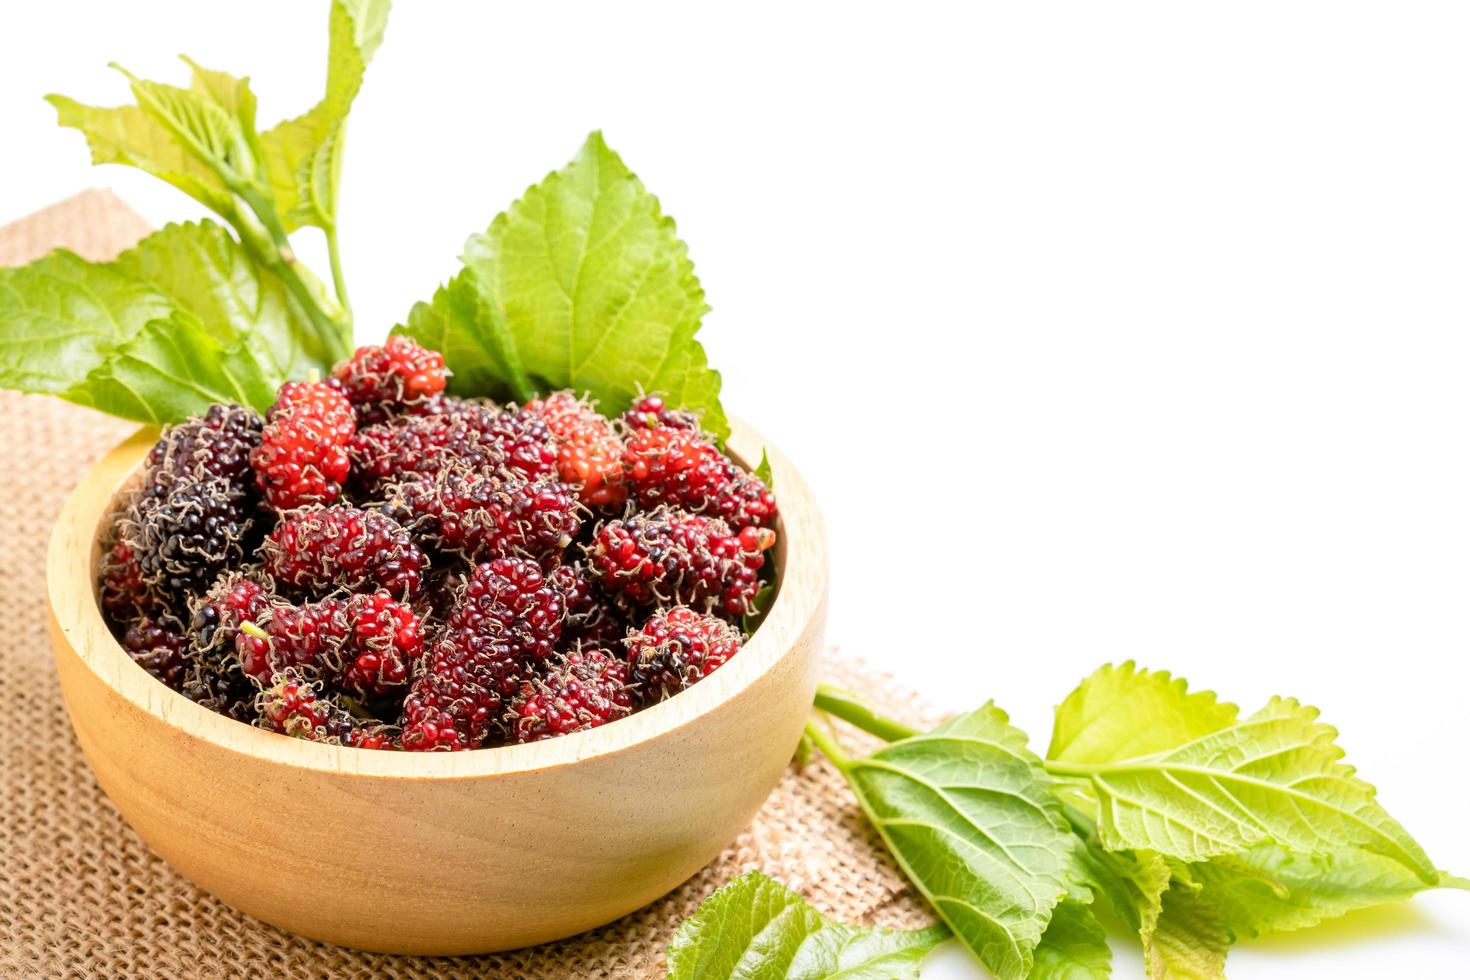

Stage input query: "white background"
[{"left": 2, "top": 2, "right": 1467, "bottom": 976}]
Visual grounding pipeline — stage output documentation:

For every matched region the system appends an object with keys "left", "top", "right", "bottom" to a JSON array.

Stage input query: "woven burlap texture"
[{"left": 0, "top": 192, "right": 937, "bottom": 978}]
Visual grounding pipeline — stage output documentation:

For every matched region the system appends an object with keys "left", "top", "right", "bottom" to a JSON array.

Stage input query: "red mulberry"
[
  {"left": 121, "top": 613, "right": 189, "bottom": 691},
  {"left": 337, "top": 593, "right": 423, "bottom": 699},
  {"left": 332, "top": 335, "right": 448, "bottom": 410},
  {"left": 509, "top": 647, "right": 633, "bottom": 742},
  {"left": 399, "top": 558, "right": 562, "bottom": 751},
  {"left": 270, "top": 380, "right": 356, "bottom": 438},
  {"left": 262, "top": 505, "right": 425, "bottom": 600},
  {"left": 400, "top": 633, "right": 522, "bottom": 751},
  {"left": 235, "top": 599, "right": 349, "bottom": 684},
  {"left": 485, "top": 407, "right": 558, "bottom": 482},
  {"left": 623, "top": 425, "right": 776, "bottom": 530},
  {"left": 99, "top": 540, "right": 161, "bottom": 620},
  {"left": 237, "top": 593, "right": 422, "bottom": 700},
  {"left": 620, "top": 394, "right": 698, "bottom": 432},
  {"left": 524, "top": 392, "right": 627, "bottom": 509},
  {"left": 625, "top": 606, "right": 743, "bottom": 701},
  {"left": 586, "top": 508, "right": 774, "bottom": 617},
  {"left": 449, "top": 558, "right": 565, "bottom": 662},
  {"left": 190, "top": 573, "right": 273, "bottom": 653},
  {"left": 384, "top": 464, "right": 579, "bottom": 566},
  {"left": 256, "top": 670, "right": 396, "bottom": 749},
  {"left": 549, "top": 561, "right": 627, "bottom": 646},
  {"left": 349, "top": 407, "right": 505, "bottom": 492},
  {"left": 252, "top": 381, "right": 356, "bottom": 510}
]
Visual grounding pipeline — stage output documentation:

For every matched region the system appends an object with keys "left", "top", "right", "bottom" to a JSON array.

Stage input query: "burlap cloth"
[{"left": 0, "top": 192, "right": 937, "bottom": 978}]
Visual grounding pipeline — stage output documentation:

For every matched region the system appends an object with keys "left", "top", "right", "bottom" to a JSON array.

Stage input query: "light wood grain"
[{"left": 46, "top": 418, "right": 827, "bottom": 954}]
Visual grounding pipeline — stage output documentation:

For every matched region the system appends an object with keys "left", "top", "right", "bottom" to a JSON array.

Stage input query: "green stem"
[
  {"left": 814, "top": 684, "right": 920, "bottom": 742},
  {"left": 326, "top": 225, "right": 352, "bottom": 318},
  {"left": 802, "top": 719, "right": 852, "bottom": 772},
  {"left": 232, "top": 182, "right": 352, "bottom": 362}
]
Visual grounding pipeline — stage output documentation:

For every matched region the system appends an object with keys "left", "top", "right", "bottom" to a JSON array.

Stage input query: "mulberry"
[
  {"left": 549, "top": 561, "right": 627, "bottom": 646},
  {"left": 252, "top": 380, "right": 356, "bottom": 510},
  {"left": 349, "top": 406, "right": 505, "bottom": 492},
  {"left": 384, "top": 464, "right": 579, "bottom": 566},
  {"left": 262, "top": 505, "right": 425, "bottom": 600},
  {"left": 622, "top": 425, "right": 776, "bottom": 530},
  {"left": 449, "top": 557, "right": 566, "bottom": 662},
  {"left": 620, "top": 394, "right": 698, "bottom": 432},
  {"left": 524, "top": 392, "right": 627, "bottom": 508},
  {"left": 121, "top": 613, "right": 189, "bottom": 691},
  {"left": 509, "top": 647, "right": 633, "bottom": 742},
  {"left": 332, "top": 335, "right": 448, "bottom": 410},
  {"left": 256, "top": 669, "right": 396, "bottom": 749},
  {"left": 144, "top": 402, "right": 263, "bottom": 497},
  {"left": 98, "top": 539, "right": 161, "bottom": 620},
  {"left": 625, "top": 606, "right": 743, "bottom": 701},
  {"left": 398, "top": 557, "right": 561, "bottom": 750},
  {"left": 586, "top": 508, "right": 774, "bottom": 617},
  {"left": 121, "top": 476, "right": 252, "bottom": 594}
]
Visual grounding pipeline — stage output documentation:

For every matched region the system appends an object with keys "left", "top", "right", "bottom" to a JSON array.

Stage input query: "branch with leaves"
[
  {"left": 672, "top": 664, "right": 1467, "bottom": 979},
  {"left": 0, "top": 0, "right": 728, "bottom": 437}
]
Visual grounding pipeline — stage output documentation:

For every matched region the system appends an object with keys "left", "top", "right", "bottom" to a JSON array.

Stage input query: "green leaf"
[
  {"left": 49, "top": 57, "right": 269, "bottom": 229},
  {"left": 1189, "top": 843, "right": 1466, "bottom": 939},
  {"left": 396, "top": 131, "right": 727, "bottom": 438},
  {"left": 0, "top": 250, "right": 174, "bottom": 395},
  {"left": 1048, "top": 662, "right": 1238, "bottom": 765},
  {"left": 68, "top": 310, "right": 278, "bottom": 423},
  {"left": 260, "top": 0, "right": 390, "bottom": 231},
  {"left": 754, "top": 449, "right": 773, "bottom": 487},
  {"left": 112, "top": 220, "right": 333, "bottom": 379},
  {"left": 1026, "top": 901, "right": 1112, "bottom": 979},
  {"left": 48, "top": 94, "right": 238, "bottom": 217},
  {"left": 112, "top": 61, "right": 263, "bottom": 190},
  {"left": 666, "top": 871, "right": 949, "bottom": 980},
  {"left": 836, "top": 705, "right": 1082, "bottom": 980},
  {"left": 1062, "top": 801, "right": 1171, "bottom": 940},
  {"left": 1144, "top": 886, "right": 1228, "bottom": 980},
  {"left": 0, "top": 221, "right": 320, "bottom": 422},
  {"left": 1047, "top": 697, "right": 1438, "bottom": 882},
  {"left": 742, "top": 577, "right": 778, "bottom": 635}
]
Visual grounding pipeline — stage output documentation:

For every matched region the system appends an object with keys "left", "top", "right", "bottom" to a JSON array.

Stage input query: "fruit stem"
[
  {"left": 326, "top": 224, "right": 352, "bottom": 318},
  {"left": 802, "top": 718, "right": 852, "bottom": 771},
  {"left": 813, "top": 684, "right": 920, "bottom": 742},
  {"left": 239, "top": 621, "right": 268, "bottom": 640}
]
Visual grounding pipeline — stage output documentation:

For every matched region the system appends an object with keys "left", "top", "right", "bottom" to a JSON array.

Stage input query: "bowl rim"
[{"left": 47, "top": 416, "right": 826, "bottom": 780}]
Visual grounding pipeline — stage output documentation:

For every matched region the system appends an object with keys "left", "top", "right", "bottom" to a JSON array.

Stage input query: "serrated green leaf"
[
  {"left": 0, "top": 250, "right": 174, "bottom": 395},
  {"left": 0, "top": 221, "right": 320, "bottom": 422},
  {"left": 50, "top": 56, "right": 269, "bottom": 224},
  {"left": 666, "top": 871, "right": 949, "bottom": 980},
  {"left": 260, "top": 0, "right": 390, "bottom": 231},
  {"left": 113, "top": 62, "right": 262, "bottom": 187},
  {"left": 48, "top": 95, "right": 238, "bottom": 216},
  {"left": 1190, "top": 843, "right": 1464, "bottom": 940},
  {"left": 837, "top": 705, "right": 1081, "bottom": 980},
  {"left": 113, "top": 220, "right": 333, "bottom": 380},
  {"left": 1048, "top": 662, "right": 1238, "bottom": 765},
  {"left": 66, "top": 310, "right": 277, "bottom": 423},
  {"left": 1145, "top": 886, "right": 1228, "bottom": 980},
  {"left": 1048, "top": 697, "right": 1438, "bottom": 881},
  {"left": 1026, "top": 901, "right": 1112, "bottom": 979},
  {"left": 396, "top": 131, "right": 727, "bottom": 438}
]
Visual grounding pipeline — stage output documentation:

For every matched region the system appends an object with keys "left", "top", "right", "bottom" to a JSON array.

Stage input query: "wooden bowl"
[{"left": 46, "top": 418, "right": 826, "bottom": 955}]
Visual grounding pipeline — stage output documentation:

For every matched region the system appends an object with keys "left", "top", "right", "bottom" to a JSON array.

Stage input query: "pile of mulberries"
[{"left": 97, "top": 337, "right": 778, "bottom": 751}]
